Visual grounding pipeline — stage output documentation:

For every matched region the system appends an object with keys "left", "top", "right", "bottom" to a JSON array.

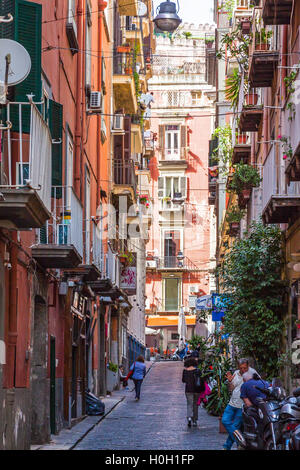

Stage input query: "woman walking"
[
  {"left": 129, "top": 355, "right": 146, "bottom": 401},
  {"left": 182, "top": 357, "right": 200, "bottom": 427}
]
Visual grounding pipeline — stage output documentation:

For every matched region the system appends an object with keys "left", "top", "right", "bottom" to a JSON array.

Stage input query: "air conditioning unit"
[
  {"left": 112, "top": 114, "right": 124, "bottom": 132},
  {"left": 146, "top": 260, "right": 157, "bottom": 269},
  {"left": 89, "top": 91, "right": 102, "bottom": 111}
]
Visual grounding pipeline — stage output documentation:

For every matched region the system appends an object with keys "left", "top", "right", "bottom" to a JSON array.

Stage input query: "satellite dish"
[
  {"left": 0, "top": 39, "right": 31, "bottom": 86},
  {"left": 138, "top": 1, "right": 148, "bottom": 16}
]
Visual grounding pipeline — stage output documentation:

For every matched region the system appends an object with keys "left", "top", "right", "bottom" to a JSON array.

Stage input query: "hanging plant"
[
  {"left": 212, "top": 125, "right": 233, "bottom": 172},
  {"left": 278, "top": 135, "right": 293, "bottom": 160},
  {"left": 228, "top": 163, "right": 261, "bottom": 194},
  {"left": 226, "top": 207, "right": 245, "bottom": 224}
]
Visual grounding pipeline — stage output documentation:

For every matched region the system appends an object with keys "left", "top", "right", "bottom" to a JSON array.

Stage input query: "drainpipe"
[
  {"left": 74, "top": 0, "right": 84, "bottom": 198},
  {"left": 7, "top": 233, "right": 18, "bottom": 388}
]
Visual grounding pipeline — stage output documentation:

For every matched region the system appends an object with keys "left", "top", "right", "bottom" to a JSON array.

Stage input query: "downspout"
[
  {"left": 74, "top": 0, "right": 84, "bottom": 197},
  {"left": 7, "top": 234, "right": 18, "bottom": 388}
]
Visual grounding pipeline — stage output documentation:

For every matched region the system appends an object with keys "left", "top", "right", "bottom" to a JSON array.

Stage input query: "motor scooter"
[{"left": 234, "top": 378, "right": 286, "bottom": 450}]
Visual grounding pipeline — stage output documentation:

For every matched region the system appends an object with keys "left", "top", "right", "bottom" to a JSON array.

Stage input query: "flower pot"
[
  {"left": 119, "top": 256, "right": 127, "bottom": 264},
  {"left": 242, "top": 188, "right": 251, "bottom": 200},
  {"left": 245, "top": 93, "right": 258, "bottom": 106},
  {"left": 241, "top": 20, "right": 251, "bottom": 34},
  {"left": 125, "top": 67, "right": 133, "bottom": 75},
  {"left": 219, "top": 416, "right": 227, "bottom": 434},
  {"left": 255, "top": 43, "right": 269, "bottom": 51},
  {"left": 237, "top": 134, "right": 247, "bottom": 145}
]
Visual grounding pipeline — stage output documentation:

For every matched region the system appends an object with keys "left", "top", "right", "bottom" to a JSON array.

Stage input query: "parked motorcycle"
[
  {"left": 279, "top": 387, "right": 300, "bottom": 450},
  {"left": 234, "top": 378, "right": 286, "bottom": 450},
  {"left": 172, "top": 347, "right": 186, "bottom": 361}
]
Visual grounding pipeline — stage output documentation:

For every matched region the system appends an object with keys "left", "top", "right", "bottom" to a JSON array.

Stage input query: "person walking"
[
  {"left": 222, "top": 358, "right": 257, "bottom": 450},
  {"left": 182, "top": 357, "right": 200, "bottom": 427},
  {"left": 129, "top": 355, "right": 146, "bottom": 401}
]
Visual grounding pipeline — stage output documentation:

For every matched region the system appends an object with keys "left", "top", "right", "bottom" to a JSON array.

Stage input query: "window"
[
  {"left": 158, "top": 175, "right": 187, "bottom": 210},
  {"left": 191, "top": 91, "right": 202, "bottom": 106},
  {"left": 163, "top": 230, "right": 181, "bottom": 267},
  {"left": 171, "top": 333, "right": 179, "bottom": 340},
  {"left": 164, "top": 278, "right": 180, "bottom": 311},
  {"left": 68, "top": 0, "right": 77, "bottom": 36},
  {"left": 165, "top": 125, "right": 180, "bottom": 160},
  {"left": 85, "top": 1, "right": 92, "bottom": 87}
]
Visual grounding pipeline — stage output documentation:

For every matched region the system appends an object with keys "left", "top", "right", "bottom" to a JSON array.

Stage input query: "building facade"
[
  {"left": 145, "top": 24, "right": 216, "bottom": 350},
  {"left": 0, "top": 0, "right": 153, "bottom": 450}
]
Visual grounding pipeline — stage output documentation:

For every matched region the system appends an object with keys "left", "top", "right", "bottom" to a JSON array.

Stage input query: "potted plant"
[
  {"left": 255, "top": 29, "right": 273, "bottom": 51},
  {"left": 228, "top": 163, "right": 261, "bottom": 195},
  {"left": 296, "top": 319, "right": 300, "bottom": 330},
  {"left": 226, "top": 207, "right": 245, "bottom": 235},
  {"left": 245, "top": 90, "right": 258, "bottom": 106}
]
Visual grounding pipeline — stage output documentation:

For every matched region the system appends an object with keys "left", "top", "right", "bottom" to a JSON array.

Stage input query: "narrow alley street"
[{"left": 74, "top": 362, "right": 225, "bottom": 450}]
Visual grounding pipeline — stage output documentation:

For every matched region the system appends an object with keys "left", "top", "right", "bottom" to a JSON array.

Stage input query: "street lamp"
[{"left": 153, "top": 0, "right": 182, "bottom": 33}]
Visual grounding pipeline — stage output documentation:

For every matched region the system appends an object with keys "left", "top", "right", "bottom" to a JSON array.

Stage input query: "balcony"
[
  {"left": 239, "top": 90, "right": 263, "bottom": 132},
  {"left": 131, "top": 123, "right": 143, "bottom": 154},
  {"left": 262, "top": 146, "right": 300, "bottom": 224},
  {"left": 144, "top": 131, "right": 155, "bottom": 156},
  {"left": 156, "top": 256, "right": 202, "bottom": 272},
  {"left": 112, "top": 159, "right": 137, "bottom": 200},
  {"left": 232, "top": 0, "right": 253, "bottom": 31},
  {"left": 31, "top": 186, "right": 83, "bottom": 268},
  {"left": 125, "top": 23, "right": 144, "bottom": 68},
  {"left": 248, "top": 10, "right": 279, "bottom": 88},
  {"left": 113, "top": 52, "right": 138, "bottom": 114},
  {"left": 118, "top": 0, "right": 138, "bottom": 16},
  {"left": 232, "top": 131, "right": 251, "bottom": 164},
  {"left": 0, "top": 102, "right": 51, "bottom": 229},
  {"left": 262, "top": 0, "right": 293, "bottom": 25},
  {"left": 286, "top": 144, "right": 300, "bottom": 184},
  {"left": 158, "top": 147, "right": 188, "bottom": 168}
]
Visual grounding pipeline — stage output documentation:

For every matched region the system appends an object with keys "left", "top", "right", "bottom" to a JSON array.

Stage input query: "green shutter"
[
  {"left": 49, "top": 99, "right": 63, "bottom": 198},
  {"left": 0, "top": 0, "right": 42, "bottom": 133}
]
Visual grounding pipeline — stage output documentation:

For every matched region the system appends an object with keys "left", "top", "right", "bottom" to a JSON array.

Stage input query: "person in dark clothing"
[
  {"left": 240, "top": 373, "right": 270, "bottom": 408},
  {"left": 182, "top": 357, "right": 200, "bottom": 427},
  {"left": 129, "top": 355, "right": 146, "bottom": 401}
]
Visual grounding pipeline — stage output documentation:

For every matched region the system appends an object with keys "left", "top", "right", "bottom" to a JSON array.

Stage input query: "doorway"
[{"left": 50, "top": 336, "right": 56, "bottom": 435}]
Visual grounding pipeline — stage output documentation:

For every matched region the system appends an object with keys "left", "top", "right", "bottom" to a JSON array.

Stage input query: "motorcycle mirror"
[{"left": 293, "top": 387, "right": 300, "bottom": 398}]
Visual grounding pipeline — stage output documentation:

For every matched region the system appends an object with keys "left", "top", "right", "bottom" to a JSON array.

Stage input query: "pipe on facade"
[
  {"left": 74, "top": 0, "right": 84, "bottom": 197},
  {"left": 7, "top": 233, "right": 18, "bottom": 388}
]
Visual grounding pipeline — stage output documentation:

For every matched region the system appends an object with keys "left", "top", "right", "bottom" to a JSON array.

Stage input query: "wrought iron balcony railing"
[
  {"left": 113, "top": 159, "right": 137, "bottom": 192},
  {"left": 156, "top": 256, "right": 202, "bottom": 272}
]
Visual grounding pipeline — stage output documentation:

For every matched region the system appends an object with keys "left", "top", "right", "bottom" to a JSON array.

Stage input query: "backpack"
[{"left": 194, "top": 369, "right": 205, "bottom": 393}]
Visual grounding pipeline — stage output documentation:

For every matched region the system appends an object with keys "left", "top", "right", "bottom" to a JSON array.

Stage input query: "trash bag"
[{"left": 85, "top": 390, "right": 105, "bottom": 416}]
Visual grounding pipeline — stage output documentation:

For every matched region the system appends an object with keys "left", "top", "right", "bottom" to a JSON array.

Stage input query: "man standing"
[{"left": 222, "top": 358, "right": 256, "bottom": 450}]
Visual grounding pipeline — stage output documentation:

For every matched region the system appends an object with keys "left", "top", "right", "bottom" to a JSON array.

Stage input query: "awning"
[
  {"left": 145, "top": 327, "right": 159, "bottom": 335},
  {"left": 147, "top": 315, "right": 196, "bottom": 327}
]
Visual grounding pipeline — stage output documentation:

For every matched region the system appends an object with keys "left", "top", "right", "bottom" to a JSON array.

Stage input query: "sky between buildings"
[{"left": 152, "top": 0, "right": 214, "bottom": 25}]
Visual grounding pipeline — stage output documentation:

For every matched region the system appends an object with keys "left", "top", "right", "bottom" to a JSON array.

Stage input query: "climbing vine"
[{"left": 219, "top": 221, "right": 287, "bottom": 379}]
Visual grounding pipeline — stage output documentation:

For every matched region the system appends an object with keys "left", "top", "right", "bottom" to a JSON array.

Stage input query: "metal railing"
[
  {"left": 262, "top": 146, "right": 286, "bottom": 211},
  {"left": 0, "top": 101, "right": 52, "bottom": 212},
  {"left": 156, "top": 256, "right": 202, "bottom": 271},
  {"left": 105, "top": 245, "right": 120, "bottom": 287},
  {"left": 39, "top": 186, "right": 83, "bottom": 258},
  {"left": 113, "top": 50, "right": 134, "bottom": 75},
  {"left": 113, "top": 159, "right": 137, "bottom": 192}
]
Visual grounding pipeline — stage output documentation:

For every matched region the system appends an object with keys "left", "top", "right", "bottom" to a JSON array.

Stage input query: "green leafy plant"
[
  {"left": 255, "top": 28, "right": 273, "bottom": 45},
  {"left": 278, "top": 134, "right": 293, "bottom": 161},
  {"left": 284, "top": 68, "right": 298, "bottom": 121},
  {"left": 183, "top": 31, "right": 192, "bottom": 39},
  {"left": 228, "top": 163, "right": 261, "bottom": 194},
  {"left": 226, "top": 207, "right": 245, "bottom": 224},
  {"left": 216, "top": 25, "right": 251, "bottom": 72},
  {"left": 212, "top": 125, "right": 233, "bottom": 172},
  {"left": 202, "top": 353, "right": 233, "bottom": 417},
  {"left": 188, "top": 335, "right": 208, "bottom": 354},
  {"left": 219, "top": 221, "right": 287, "bottom": 379},
  {"left": 225, "top": 69, "right": 241, "bottom": 110},
  {"left": 108, "top": 362, "right": 118, "bottom": 373}
]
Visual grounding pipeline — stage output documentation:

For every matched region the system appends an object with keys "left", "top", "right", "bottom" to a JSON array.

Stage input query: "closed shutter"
[
  {"left": 180, "top": 176, "right": 187, "bottom": 198},
  {"left": 158, "top": 124, "right": 165, "bottom": 159},
  {"left": 158, "top": 176, "right": 164, "bottom": 198},
  {"left": 180, "top": 125, "right": 187, "bottom": 158},
  {"left": 0, "top": 0, "right": 42, "bottom": 133},
  {"left": 124, "top": 116, "right": 131, "bottom": 161},
  {"left": 49, "top": 99, "right": 63, "bottom": 197}
]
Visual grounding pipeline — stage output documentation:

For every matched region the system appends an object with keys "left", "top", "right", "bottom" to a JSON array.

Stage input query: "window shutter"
[
  {"left": 158, "top": 124, "right": 165, "bottom": 159},
  {"left": 180, "top": 125, "right": 187, "bottom": 158},
  {"left": 0, "top": 0, "right": 42, "bottom": 133},
  {"left": 124, "top": 116, "right": 131, "bottom": 161},
  {"left": 49, "top": 99, "right": 63, "bottom": 198},
  {"left": 158, "top": 176, "right": 164, "bottom": 198},
  {"left": 180, "top": 176, "right": 187, "bottom": 198}
]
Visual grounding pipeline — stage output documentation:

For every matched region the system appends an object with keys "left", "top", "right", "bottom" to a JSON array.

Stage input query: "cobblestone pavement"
[{"left": 74, "top": 361, "right": 228, "bottom": 450}]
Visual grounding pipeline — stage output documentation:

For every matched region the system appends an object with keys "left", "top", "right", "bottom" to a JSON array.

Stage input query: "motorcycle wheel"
[{"left": 265, "top": 438, "right": 284, "bottom": 450}]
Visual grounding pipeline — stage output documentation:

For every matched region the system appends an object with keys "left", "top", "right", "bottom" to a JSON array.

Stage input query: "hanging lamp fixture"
[{"left": 153, "top": 0, "right": 182, "bottom": 33}]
